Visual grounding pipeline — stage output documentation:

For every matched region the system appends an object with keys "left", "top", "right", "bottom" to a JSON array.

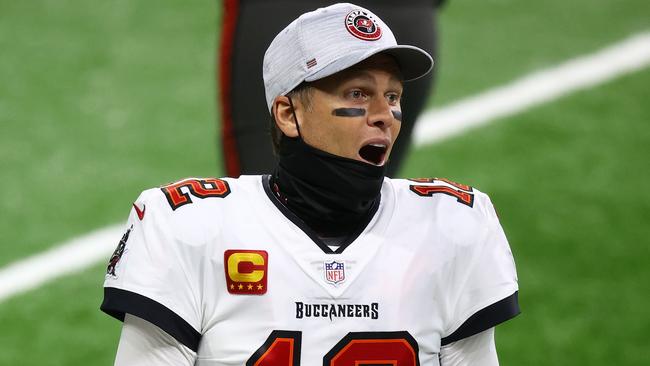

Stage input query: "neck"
[{"left": 271, "top": 137, "right": 385, "bottom": 237}]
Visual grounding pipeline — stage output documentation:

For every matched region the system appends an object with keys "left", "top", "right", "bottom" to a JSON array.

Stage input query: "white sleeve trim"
[
  {"left": 114, "top": 314, "right": 197, "bottom": 366},
  {"left": 440, "top": 327, "right": 499, "bottom": 366}
]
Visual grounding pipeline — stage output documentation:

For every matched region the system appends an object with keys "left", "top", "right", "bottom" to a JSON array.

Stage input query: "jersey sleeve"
[
  {"left": 101, "top": 189, "right": 204, "bottom": 352},
  {"left": 439, "top": 328, "right": 498, "bottom": 366},
  {"left": 441, "top": 195, "right": 520, "bottom": 346},
  {"left": 114, "top": 314, "right": 197, "bottom": 366}
]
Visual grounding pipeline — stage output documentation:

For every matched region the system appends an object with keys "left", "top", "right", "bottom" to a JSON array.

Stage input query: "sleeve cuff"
[
  {"left": 441, "top": 291, "right": 520, "bottom": 346},
  {"left": 100, "top": 287, "right": 201, "bottom": 352}
]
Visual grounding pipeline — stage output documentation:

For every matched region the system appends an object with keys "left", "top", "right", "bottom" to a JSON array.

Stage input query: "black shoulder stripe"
[
  {"left": 441, "top": 291, "right": 520, "bottom": 346},
  {"left": 101, "top": 287, "right": 201, "bottom": 352}
]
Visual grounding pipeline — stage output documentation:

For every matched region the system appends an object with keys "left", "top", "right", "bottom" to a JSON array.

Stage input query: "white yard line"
[
  {"left": 0, "top": 225, "right": 123, "bottom": 302},
  {"left": 413, "top": 31, "right": 650, "bottom": 146},
  {"left": 1, "top": 31, "right": 649, "bottom": 303}
]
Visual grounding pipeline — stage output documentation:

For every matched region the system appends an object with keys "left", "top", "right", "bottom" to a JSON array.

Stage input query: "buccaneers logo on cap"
[{"left": 345, "top": 10, "right": 382, "bottom": 41}]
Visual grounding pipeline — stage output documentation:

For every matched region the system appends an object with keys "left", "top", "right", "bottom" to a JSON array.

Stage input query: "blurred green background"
[{"left": 1, "top": 0, "right": 648, "bottom": 364}]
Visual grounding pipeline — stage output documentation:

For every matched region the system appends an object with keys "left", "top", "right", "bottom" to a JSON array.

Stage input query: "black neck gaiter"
[{"left": 271, "top": 136, "right": 385, "bottom": 237}]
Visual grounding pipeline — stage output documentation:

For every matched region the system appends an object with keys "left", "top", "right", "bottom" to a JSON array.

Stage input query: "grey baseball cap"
[{"left": 263, "top": 2, "right": 434, "bottom": 113}]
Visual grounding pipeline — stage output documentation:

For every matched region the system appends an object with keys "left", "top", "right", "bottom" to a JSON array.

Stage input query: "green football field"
[{"left": 1, "top": 0, "right": 648, "bottom": 364}]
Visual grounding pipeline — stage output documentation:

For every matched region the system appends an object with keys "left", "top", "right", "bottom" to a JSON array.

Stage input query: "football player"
[
  {"left": 102, "top": 3, "right": 520, "bottom": 365},
  {"left": 219, "top": 0, "right": 441, "bottom": 177}
]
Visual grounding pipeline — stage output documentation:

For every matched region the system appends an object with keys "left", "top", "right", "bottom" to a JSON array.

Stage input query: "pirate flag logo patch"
[
  {"left": 106, "top": 225, "right": 132, "bottom": 277},
  {"left": 345, "top": 10, "right": 382, "bottom": 41}
]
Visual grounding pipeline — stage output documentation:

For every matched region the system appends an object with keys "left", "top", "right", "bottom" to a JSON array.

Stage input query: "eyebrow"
[{"left": 341, "top": 69, "right": 404, "bottom": 87}]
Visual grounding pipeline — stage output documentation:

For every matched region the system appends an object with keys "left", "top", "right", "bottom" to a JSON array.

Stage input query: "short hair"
[{"left": 269, "top": 82, "right": 314, "bottom": 153}]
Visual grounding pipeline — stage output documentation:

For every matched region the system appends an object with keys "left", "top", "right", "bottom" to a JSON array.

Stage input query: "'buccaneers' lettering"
[{"left": 161, "top": 178, "right": 230, "bottom": 210}]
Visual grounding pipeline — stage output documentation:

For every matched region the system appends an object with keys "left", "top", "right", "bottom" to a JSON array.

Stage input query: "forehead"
[{"left": 318, "top": 53, "right": 404, "bottom": 87}]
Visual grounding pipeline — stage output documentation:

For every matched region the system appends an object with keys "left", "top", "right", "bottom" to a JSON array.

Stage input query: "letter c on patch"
[
  {"left": 227, "top": 252, "right": 266, "bottom": 282},
  {"left": 224, "top": 249, "right": 268, "bottom": 295}
]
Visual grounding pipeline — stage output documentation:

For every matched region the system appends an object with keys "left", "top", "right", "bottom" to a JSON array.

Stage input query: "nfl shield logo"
[{"left": 324, "top": 261, "right": 346, "bottom": 285}]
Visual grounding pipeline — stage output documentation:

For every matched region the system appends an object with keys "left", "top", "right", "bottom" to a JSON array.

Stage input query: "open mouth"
[{"left": 359, "top": 143, "right": 388, "bottom": 166}]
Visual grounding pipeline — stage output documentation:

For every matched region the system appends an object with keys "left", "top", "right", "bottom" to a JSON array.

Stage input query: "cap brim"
[{"left": 305, "top": 44, "right": 433, "bottom": 83}]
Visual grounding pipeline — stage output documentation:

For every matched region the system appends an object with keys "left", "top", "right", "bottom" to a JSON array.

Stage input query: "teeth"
[{"left": 369, "top": 143, "right": 387, "bottom": 148}]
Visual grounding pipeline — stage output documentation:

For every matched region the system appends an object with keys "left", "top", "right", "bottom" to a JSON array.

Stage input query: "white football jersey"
[{"left": 102, "top": 175, "right": 519, "bottom": 365}]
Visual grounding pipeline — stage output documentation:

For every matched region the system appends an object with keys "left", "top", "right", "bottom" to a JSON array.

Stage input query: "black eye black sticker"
[{"left": 332, "top": 108, "right": 366, "bottom": 117}]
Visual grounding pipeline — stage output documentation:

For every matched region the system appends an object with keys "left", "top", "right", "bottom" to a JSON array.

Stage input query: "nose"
[{"left": 367, "top": 98, "right": 396, "bottom": 130}]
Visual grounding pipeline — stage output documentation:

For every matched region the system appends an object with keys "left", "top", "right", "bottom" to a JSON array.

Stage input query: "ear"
[{"left": 272, "top": 96, "right": 299, "bottom": 138}]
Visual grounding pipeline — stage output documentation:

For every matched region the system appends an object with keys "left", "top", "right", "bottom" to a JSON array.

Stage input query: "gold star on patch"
[
  {"left": 238, "top": 284, "right": 243, "bottom": 290},
  {"left": 257, "top": 284, "right": 264, "bottom": 290},
  {"left": 230, "top": 284, "right": 234, "bottom": 290},
  {"left": 247, "top": 284, "right": 253, "bottom": 290}
]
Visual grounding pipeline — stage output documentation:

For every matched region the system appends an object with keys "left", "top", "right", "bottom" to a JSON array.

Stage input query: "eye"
[
  {"left": 386, "top": 92, "right": 401, "bottom": 106},
  {"left": 347, "top": 89, "right": 367, "bottom": 101}
]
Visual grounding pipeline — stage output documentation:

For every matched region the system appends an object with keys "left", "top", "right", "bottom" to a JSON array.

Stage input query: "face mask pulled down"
[{"left": 273, "top": 110, "right": 386, "bottom": 236}]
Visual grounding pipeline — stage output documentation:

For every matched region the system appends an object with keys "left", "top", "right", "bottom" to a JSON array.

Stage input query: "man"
[
  {"left": 102, "top": 3, "right": 520, "bottom": 365},
  {"left": 219, "top": 0, "right": 441, "bottom": 177}
]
